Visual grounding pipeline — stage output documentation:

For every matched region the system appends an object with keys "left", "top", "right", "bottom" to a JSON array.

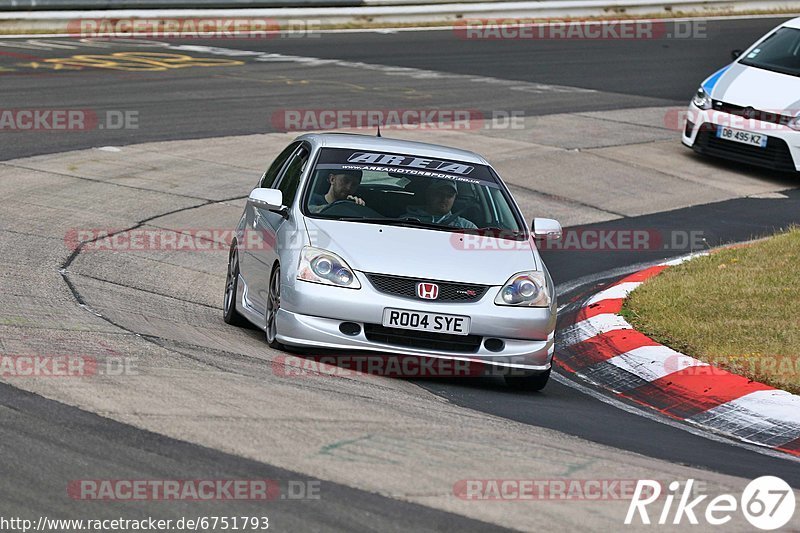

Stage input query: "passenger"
[
  {"left": 309, "top": 170, "right": 365, "bottom": 213},
  {"left": 405, "top": 179, "right": 477, "bottom": 229}
]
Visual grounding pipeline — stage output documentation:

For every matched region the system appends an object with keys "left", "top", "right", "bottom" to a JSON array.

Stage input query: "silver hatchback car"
[{"left": 224, "top": 133, "right": 562, "bottom": 390}]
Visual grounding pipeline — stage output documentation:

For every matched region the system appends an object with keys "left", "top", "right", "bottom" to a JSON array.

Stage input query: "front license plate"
[
  {"left": 716, "top": 126, "right": 767, "bottom": 148},
  {"left": 382, "top": 308, "right": 470, "bottom": 335}
]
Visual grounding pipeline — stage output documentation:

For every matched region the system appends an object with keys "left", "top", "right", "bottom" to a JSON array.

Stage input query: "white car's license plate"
[
  {"left": 382, "top": 308, "right": 470, "bottom": 335},
  {"left": 716, "top": 126, "right": 767, "bottom": 148}
]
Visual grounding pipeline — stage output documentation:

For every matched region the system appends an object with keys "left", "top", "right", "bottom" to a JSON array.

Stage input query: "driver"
[
  {"left": 404, "top": 179, "right": 477, "bottom": 229},
  {"left": 309, "top": 169, "right": 365, "bottom": 213}
]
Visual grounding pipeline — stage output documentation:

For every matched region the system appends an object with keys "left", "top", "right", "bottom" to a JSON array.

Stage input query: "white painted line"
[
  {"left": 660, "top": 252, "right": 709, "bottom": 266},
  {"left": 551, "top": 371, "right": 800, "bottom": 463},
  {"left": 163, "top": 43, "right": 595, "bottom": 95},
  {"left": 689, "top": 389, "right": 800, "bottom": 447},
  {"left": 606, "top": 345, "right": 707, "bottom": 383},
  {"left": 561, "top": 313, "right": 631, "bottom": 346},
  {"left": 585, "top": 281, "right": 641, "bottom": 305}
]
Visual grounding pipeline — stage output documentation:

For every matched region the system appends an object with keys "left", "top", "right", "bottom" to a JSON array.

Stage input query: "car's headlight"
[
  {"left": 691, "top": 87, "right": 712, "bottom": 110},
  {"left": 297, "top": 246, "right": 361, "bottom": 289},
  {"left": 495, "top": 271, "right": 550, "bottom": 307},
  {"left": 787, "top": 114, "right": 800, "bottom": 131}
]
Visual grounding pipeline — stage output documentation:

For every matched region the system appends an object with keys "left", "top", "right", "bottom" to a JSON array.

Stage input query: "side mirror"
[
  {"left": 532, "top": 218, "right": 562, "bottom": 241},
  {"left": 249, "top": 188, "right": 287, "bottom": 217},
  {"left": 731, "top": 49, "right": 744, "bottom": 60}
]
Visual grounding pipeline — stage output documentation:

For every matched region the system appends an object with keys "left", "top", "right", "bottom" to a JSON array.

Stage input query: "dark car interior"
[{"left": 308, "top": 170, "right": 491, "bottom": 227}]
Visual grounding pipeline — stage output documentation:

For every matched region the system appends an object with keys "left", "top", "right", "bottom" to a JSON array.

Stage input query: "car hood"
[
  {"left": 304, "top": 218, "right": 539, "bottom": 285},
  {"left": 708, "top": 63, "right": 800, "bottom": 111}
]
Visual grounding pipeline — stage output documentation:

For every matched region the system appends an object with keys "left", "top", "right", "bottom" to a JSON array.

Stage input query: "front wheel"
[
  {"left": 223, "top": 243, "right": 249, "bottom": 327},
  {"left": 504, "top": 368, "right": 550, "bottom": 391},
  {"left": 265, "top": 265, "right": 285, "bottom": 349}
]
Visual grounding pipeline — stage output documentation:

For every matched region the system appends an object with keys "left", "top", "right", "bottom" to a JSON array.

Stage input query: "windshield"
[
  {"left": 303, "top": 147, "right": 524, "bottom": 236},
  {"left": 739, "top": 27, "right": 800, "bottom": 77}
]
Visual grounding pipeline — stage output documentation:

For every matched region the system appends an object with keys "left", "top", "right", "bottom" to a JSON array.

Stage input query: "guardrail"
[
  {"left": 1, "top": 0, "right": 360, "bottom": 10},
  {"left": 0, "top": 0, "right": 796, "bottom": 31},
  {"left": 1, "top": 0, "right": 501, "bottom": 11}
]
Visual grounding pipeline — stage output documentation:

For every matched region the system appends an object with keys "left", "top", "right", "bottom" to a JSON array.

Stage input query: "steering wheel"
[
  {"left": 318, "top": 200, "right": 356, "bottom": 214},
  {"left": 317, "top": 199, "right": 383, "bottom": 218}
]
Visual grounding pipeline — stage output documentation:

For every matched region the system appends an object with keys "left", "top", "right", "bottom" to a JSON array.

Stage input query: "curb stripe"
[
  {"left": 557, "top": 255, "right": 800, "bottom": 456},
  {"left": 561, "top": 314, "right": 631, "bottom": 346},
  {"left": 606, "top": 345, "right": 707, "bottom": 384},
  {"left": 558, "top": 329, "right": 660, "bottom": 372},
  {"left": 585, "top": 281, "right": 641, "bottom": 305},
  {"left": 579, "top": 361, "right": 653, "bottom": 393},
  {"left": 576, "top": 298, "right": 624, "bottom": 322},
  {"left": 615, "top": 264, "right": 668, "bottom": 284},
  {"left": 622, "top": 369, "right": 774, "bottom": 419},
  {"left": 689, "top": 390, "right": 800, "bottom": 447},
  {"left": 777, "top": 437, "right": 800, "bottom": 456}
]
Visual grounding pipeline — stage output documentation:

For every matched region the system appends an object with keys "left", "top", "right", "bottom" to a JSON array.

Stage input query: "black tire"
[
  {"left": 223, "top": 242, "right": 249, "bottom": 327},
  {"left": 504, "top": 368, "right": 550, "bottom": 391},
  {"left": 265, "top": 264, "right": 285, "bottom": 350}
]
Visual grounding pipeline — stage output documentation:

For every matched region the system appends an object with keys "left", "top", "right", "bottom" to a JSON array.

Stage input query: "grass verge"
[{"left": 622, "top": 227, "right": 800, "bottom": 394}]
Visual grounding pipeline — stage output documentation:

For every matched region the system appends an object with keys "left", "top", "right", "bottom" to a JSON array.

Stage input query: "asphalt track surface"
[
  {"left": 2, "top": 15, "right": 800, "bottom": 530},
  {"left": 0, "top": 17, "right": 783, "bottom": 160}
]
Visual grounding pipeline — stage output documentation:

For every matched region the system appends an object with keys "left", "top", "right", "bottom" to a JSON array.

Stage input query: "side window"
[
  {"left": 276, "top": 145, "right": 311, "bottom": 207},
  {"left": 260, "top": 142, "right": 301, "bottom": 189}
]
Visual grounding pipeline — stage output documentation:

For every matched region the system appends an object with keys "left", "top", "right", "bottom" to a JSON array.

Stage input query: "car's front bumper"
[
  {"left": 681, "top": 103, "right": 800, "bottom": 172},
  {"left": 276, "top": 271, "right": 556, "bottom": 371}
]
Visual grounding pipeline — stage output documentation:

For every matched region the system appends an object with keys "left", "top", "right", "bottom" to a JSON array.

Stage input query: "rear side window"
[
  {"left": 276, "top": 145, "right": 311, "bottom": 207},
  {"left": 260, "top": 141, "right": 301, "bottom": 189}
]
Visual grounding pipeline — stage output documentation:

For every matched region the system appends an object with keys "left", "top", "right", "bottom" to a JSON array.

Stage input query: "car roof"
[
  {"left": 295, "top": 132, "right": 490, "bottom": 165},
  {"left": 783, "top": 17, "right": 800, "bottom": 29}
]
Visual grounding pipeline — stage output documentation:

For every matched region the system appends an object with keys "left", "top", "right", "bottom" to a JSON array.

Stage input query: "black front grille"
[
  {"left": 712, "top": 100, "right": 792, "bottom": 126},
  {"left": 366, "top": 273, "right": 488, "bottom": 303},
  {"left": 363, "top": 324, "right": 483, "bottom": 353},
  {"left": 693, "top": 123, "right": 796, "bottom": 172}
]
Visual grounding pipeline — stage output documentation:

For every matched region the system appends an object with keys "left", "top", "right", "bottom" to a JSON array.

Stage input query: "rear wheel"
[
  {"left": 265, "top": 265, "right": 285, "bottom": 349},
  {"left": 504, "top": 368, "right": 550, "bottom": 391},
  {"left": 223, "top": 243, "right": 249, "bottom": 327}
]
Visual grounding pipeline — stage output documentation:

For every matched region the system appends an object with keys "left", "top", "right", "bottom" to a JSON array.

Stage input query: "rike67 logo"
[{"left": 626, "top": 477, "right": 796, "bottom": 530}]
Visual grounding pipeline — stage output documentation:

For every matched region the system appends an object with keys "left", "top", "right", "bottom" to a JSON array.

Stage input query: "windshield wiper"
[
  {"left": 474, "top": 227, "right": 526, "bottom": 238},
  {"left": 332, "top": 217, "right": 452, "bottom": 230}
]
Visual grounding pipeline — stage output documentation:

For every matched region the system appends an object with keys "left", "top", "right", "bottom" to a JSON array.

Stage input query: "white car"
[
  {"left": 224, "top": 133, "right": 563, "bottom": 390},
  {"left": 682, "top": 17, "right": 800, "bottom": 172}
]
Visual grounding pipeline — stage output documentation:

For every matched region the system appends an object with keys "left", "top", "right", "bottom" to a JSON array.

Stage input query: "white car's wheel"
[
  {"left": 265, "top": 265, "right": 285, "bottom": 349},
  {"left": 223, "top": 243, "right": 249, "bottom": 327}
]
